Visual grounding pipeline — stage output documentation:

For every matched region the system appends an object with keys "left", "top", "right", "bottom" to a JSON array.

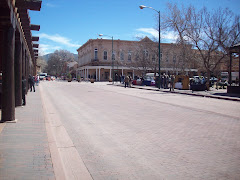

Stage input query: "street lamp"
[
  {"left": 139, "top": 5, "right": 161, "bottom": 89},
  {"left": 99, "top": 34, "right": 114, "bottom": 84}
]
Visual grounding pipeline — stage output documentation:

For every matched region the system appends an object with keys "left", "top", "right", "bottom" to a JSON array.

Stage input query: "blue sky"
[{"left": 29, "top": 0, "right": 240, "bottom": 55}]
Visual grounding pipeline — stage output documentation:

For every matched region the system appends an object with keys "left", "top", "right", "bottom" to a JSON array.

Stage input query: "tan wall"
[
  {"left": 78, "top": 38, "right": 191, "bottom": 67},
  {"left": 77, "top": 38, "right": 196, "bottom": 77}
]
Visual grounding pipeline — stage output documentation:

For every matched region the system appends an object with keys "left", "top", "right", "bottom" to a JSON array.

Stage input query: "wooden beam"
[
  {"left": 33, "top": 44, "right": 39, "bottom": 48},
  {"left": 16, "top": 0, "right": 42, "bottom": 11},
  {"left": 32, "top": 36, "right": 39, "bottom": 41},
  {"left": 30, "top": 24, "right": 40, "bottom": 31}
]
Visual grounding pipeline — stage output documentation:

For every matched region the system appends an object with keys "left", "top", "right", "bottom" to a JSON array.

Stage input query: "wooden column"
[
  {"left": 15, "top": 34, "right": 22, "bottom": 107},
  {"left": 26, "top": 55, "right": 29, "bottom": 90},
  {"left": 239, "top": 50, "right": 240, "bottom": 84},
  {"left": 1, "top": 25, "right": 15, "bottom": 121},
  {"left": 229, "top": 53, "right": 232, "bottom": 85},
  {"left": 22, "top": 49, "right": 26, "bottom": 79}
]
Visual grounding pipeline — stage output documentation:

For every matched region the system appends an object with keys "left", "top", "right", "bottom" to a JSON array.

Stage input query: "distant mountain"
[
  {"left": 41, "top": 53, "right": 78, "bottom": 62},
  {"left": 41, "top": 53, "right": 52, "bottom": 61},
  {"left": 73, "top": 54, "right": 78, "bottom": 60}
]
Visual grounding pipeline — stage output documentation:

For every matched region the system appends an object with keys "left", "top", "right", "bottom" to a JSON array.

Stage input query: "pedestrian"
[
  {"left": 28, "top": 74, "right": 35, "bottom": 92},
  {"left": 119, "top": 75, "right": 122, "bottom": 84},
  {"left": 34, "top": 75, "right": 38, "bottom": 86},
  {"left": 124, "top": 75, "right": 129, "bottom": 88},
  {"left": 163, "top": 73, "right": 167, "bottom": 88},
  {"left": 37, "top": 75, "right": 40, "bottom": 85},
  {"left": 166, "top": 75, "right": 169, "bottom": 89},
  {"left": 129, "top": 76, "right": 132, "bottom": 88},
  {"left": 160, "top": 74, "right": 164, "bottom": 88},
  {"left": 22, "top": 76, "right": 26, "bottom": 105},
  {"left": 170, "top": 75, "right": 175, "bottom": 91}
]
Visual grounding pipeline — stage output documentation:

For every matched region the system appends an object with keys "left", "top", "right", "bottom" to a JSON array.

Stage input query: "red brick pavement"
[{"left": 0, "top": 86, "right": 55, "bottom": 179}]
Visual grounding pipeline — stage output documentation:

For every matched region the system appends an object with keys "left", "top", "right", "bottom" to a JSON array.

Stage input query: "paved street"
[{"left": 41, "top": 81, "right": 240, "bottom": 180}]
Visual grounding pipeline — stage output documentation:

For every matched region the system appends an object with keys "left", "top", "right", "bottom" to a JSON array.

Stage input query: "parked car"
[
  {"left": 143, "top": 78, "right": 155, "bottom": 86},
  {"left": 132, "top": 78, "right": 142, "bottom": 85},
  {"left": 51, "top": 76, "right": 55, "bottom": 81},
  {"left": 210, "top": 77, "right": 218, "bottom": 82},
  {"left": 143, "top": 73, "right": 157, "bottom": 86}
]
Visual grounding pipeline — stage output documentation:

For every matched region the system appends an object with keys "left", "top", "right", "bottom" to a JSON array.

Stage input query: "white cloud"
[
  {"left": 162, "top": 31, "right": 178, "bottom": 41},
  {"left": 38, "top": 33, "right": 81, "bottom": 48},
  {"left": 39, "top": 44, "right": 61, "bottom": 55},
  {"left": 37, "top": 33, "right": 81, "bottom": 55},
  {"left": 136, "top": 28, "right": 178, "bottom": 42},
  {"left": 136, "top": 28, "right": 159, "bottom": 38},
  {"left": 45, "top": 3, "right": 57, "bottom": 8}
]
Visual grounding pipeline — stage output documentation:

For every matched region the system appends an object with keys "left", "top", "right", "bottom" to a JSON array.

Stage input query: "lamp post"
[
  {"left": 99, "top": 34, "right": 114, "bottom": 84},
  {"left": 139, "top": 5, "right": 161, "bottom": 89}
]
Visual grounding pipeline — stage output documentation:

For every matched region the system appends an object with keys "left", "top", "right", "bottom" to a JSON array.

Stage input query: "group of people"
[
  {"left": 155, "top": 74, "right": 175, "bottom": 90},
  {"left": 120, "top": 73, "right": 176, "bottom": 91},
  {"left": 21, "top": 74, "right": 40, "bottom": 106}
]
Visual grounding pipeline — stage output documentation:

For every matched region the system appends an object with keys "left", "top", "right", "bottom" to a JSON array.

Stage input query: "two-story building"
[{"left": 77, "top": 37, "right": 198, "bottom": 81}]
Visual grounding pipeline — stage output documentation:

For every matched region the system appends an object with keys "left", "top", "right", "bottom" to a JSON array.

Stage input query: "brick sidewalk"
[{"left": 0, "top": 85, "right": 55, "bottom": 179}]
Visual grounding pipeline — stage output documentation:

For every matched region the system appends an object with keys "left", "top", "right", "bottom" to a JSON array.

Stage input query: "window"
[
  {"left": 165, "top": 52, "right": 169, "bottom": 62},
  {"left": 135, "top": 52, "right": 139, "bottom": 61},
  {"left": 173, "top": 54, "right": 176, "bottom": 63},
  {"left": 144, "top": 50, "right": 149, "bottom": 57},
  {"left": 103, "top": 51, "right": 107, "bottom": 60},
  {"left": 128, "top": 51, "right": 132, "bottom": 61},
  {"left": 120, "top": 52, "right": 124, "bottom": 61},
  {"left": 152, "top": 55, "right": 156, "bottom": 62},
  {"left": 112, "top": 51, "right": 116, "bottom": 60},
  {"left": 94, "top": 48, "right": 98, "bottom": 59}
]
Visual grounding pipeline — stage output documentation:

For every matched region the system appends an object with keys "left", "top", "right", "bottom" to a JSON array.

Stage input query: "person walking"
[
  {"left": 28, "top": 74, "right": 35, "bottom": 92},
  {"left": 124, "top": 75, "right": 129, "bottom": 88},
  {"left": 22, "top": 76, "right": 26, "bottom": 105},
  {"left": 170, "top": 75, "right": 175, "bottom": 91},
  {"left": 129, "top": 76, "right": 132, "bottom": 88},
  {"left": 163, "top": 73, "right": 167, "bottom": 88},
  {"left": 119, "top": 75, "right": 122, "bottom": 84}
]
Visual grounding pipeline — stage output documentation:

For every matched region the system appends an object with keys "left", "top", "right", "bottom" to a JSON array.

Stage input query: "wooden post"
[
  {"left": 22, "top": 49, "right": 26, "bottom": 80},
  {"left": 15, "top": 34, "right": 22, "bottom": 107},
  {"left": 239, "top": 50, "right": 240, "bottom": 85},
  {"left": 229, "top": 53, "right": 232, "bottom": 86},
  {"left": 1, "top": 25, "right": 15, "bottom": 121},
  {"left": 26, "top": 55, "right": 29, "bottom": 90}
]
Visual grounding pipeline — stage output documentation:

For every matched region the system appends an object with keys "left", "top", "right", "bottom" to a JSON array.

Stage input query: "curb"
[{"left": 113, "top": 84, "right": 240, "bottom": 102}]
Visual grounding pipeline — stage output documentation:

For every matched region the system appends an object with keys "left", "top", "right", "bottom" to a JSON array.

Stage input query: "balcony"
[
  {"left": 91, "top": 59, "right": 100, "bottom": 66},
  {"left": 91, "top": 59, "right": 99, "bottom": 62}
]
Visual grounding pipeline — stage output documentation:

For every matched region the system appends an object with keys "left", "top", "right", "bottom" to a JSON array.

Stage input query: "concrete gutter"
[{"left": 40, "top": 85, "right": 93, "bottom": 180}]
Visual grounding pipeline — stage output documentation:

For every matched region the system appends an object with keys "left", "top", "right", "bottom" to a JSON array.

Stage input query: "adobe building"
[
  {"left": 0, "top": 0, "right": 41, "bottom": 121},
  {"left": 77, "top": 37, "right": 198, "bottom": 81}
]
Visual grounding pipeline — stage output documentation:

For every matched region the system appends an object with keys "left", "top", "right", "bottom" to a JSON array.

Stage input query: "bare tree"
[
  {"left": 45, "top": 50, "right": 77, "bottom": 76},
  {"left": 162, "top": 3, "right": 196, "bottom": 74},
  {"left": 53, "top": 49, "right": 76, "bottom": 62},
  {"left": 185, "top": 7, "right": 240, "bottom": 82},
  {"left": 36, "top": 57, "right": 47, "bottom": 73},
  {"left": 163, "top": 3, "right": 240, "bottom": 88},
  {"left": 133, "top": 37, "right": 158, "bottom": 76}
]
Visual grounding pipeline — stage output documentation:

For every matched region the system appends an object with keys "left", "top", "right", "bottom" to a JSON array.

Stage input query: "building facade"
[
  {"left": 0, "top": 0, "right": 41, "bottom": 121},
  {"left": 77, "top": 37, "right": 198, "bottom": 81}
]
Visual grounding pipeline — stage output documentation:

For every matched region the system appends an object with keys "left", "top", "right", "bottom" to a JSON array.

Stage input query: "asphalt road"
[{"left": 41, "top": 81, "right": 240, "bottom": 180}]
